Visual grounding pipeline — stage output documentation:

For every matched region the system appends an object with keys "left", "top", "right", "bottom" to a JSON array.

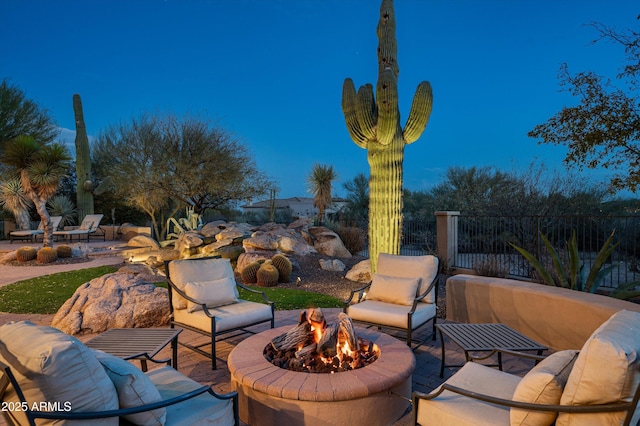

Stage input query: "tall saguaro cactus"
[
  {"left": 341, "top": 0, "right": 433, "bottom": 272},
  {"left": 73, "top": 93, "right": 93, "bottom": 220}
]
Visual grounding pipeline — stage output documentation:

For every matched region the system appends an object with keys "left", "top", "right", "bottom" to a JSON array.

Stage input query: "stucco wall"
[{"left": 446, "top": 274, "right": 640, "bottom": 351}]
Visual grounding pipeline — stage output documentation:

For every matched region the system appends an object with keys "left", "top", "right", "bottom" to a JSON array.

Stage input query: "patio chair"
[
  {"left": 343, "top": 253, "right": 440, "bottom": 350},
  {"left": 54, "top": 213, "right": 105, "bottom": 242},
  {"left": 165, "top": 257, "right": 275, "bottom": 369},
  {"left": 413, "top": 309, "right": 640, "bottom": 426},
  {"left": 9, "top": 216, "right": 62, "bottom": 243},
  {"left": 0, "top": 320, "right": 238, "bottom": 426}
]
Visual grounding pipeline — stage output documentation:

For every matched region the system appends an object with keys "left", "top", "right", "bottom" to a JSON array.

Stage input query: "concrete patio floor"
[{"left": 0, "top": 238, "right": 541, "bottom": 425}]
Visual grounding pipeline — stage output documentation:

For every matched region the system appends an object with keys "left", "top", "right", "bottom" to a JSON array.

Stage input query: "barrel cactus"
[
  {"left": 56, "top": 244, "right": 73, "bottom": 258},
  {"left": 241, "top": 261, "right": 261, "bottom": 284},
  {"left": 256, "top": 262, "right": 279, "bottom": 287},
  {"left": 271, "top": 254, "right": 292, "bottom": 283},
  {"left": 16, "top": 246, "right": 37, "bottom": 262},
  {"left": 37, "top": 247, "right": 58, "bottom": 264},
  {"left": 341, "top": 0, "right": 433, "bottom": 272}
]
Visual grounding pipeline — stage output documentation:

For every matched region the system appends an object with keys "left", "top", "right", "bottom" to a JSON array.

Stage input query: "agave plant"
[
  {"left": 510, "top": 230, "right": 619, "bottom": 294},
  {"left": 46, "top": 195, "right": 78, "bottom": 227}
]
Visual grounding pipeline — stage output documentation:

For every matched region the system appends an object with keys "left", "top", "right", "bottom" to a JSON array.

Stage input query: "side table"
[
  {"left": 85, "top": 328, "right": 182, "bottom": 372},
  {"left": 437, "top": 323, "right": 547, "bottom": 378}
]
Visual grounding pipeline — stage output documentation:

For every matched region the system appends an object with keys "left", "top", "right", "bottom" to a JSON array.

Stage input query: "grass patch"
[
  {"left": 0, "top": 266, "right": 119, "bottom": 314},
  {"left": 239, "top": 286, "right": 343, "bottom": 311},
  {"left": 0, "top": 267, "right": 342, "bottom": 315}
]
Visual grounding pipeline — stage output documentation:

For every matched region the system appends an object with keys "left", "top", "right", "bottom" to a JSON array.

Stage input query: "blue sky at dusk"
[{"left": 1, "top": 0, "right": 637, "bottom": 200}]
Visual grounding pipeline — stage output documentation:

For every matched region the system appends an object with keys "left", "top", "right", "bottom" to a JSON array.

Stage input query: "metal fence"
[{"left": 454, "top": 215, "right": 640, "bottom": 289}]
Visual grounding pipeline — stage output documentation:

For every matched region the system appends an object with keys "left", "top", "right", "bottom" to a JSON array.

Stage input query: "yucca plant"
[
  {"left": 510, "top": 230, "right": 619, "bottom": 294},
  {"left": 47, "top": 195, "right": 77, "bottom": 227}
]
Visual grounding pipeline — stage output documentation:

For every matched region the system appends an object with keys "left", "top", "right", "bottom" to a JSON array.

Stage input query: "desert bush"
[{"left": 335, "top": 226, "right": 366, "bottom": 254}]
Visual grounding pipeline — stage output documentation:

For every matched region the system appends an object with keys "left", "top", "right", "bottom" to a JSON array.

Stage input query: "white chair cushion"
[
  {"left": 417, "top": 362, "right": 519, "bottom": 426},
  {"left": 184, "top": 277, "right": 239, "bottom": 313},
  {"left": 174, "top": 299, "right": 273, "bottom": 333},
  {"left": 366, "top": 274, "right": 420, "bottom": 306},
  {"left": 146, "top": 366, "right": 234, "bottom": 426},
  {"left": 377, "top": 253, "right": 438, "bottom": 303},
  {"left": 0, "top": 321, "right": 119, "bottom": 426},
  {"left": 79, "top": 220, "right": 94, "bottom": 230},
  {"left": 557, "top": 309, "right": 640, "bottom": 426},
  {"left": 510, "top": 350, "right": 579, "bottom": 426},
  {"left": 347, "top": 300, "right": 436, "bottom": 329},
  {"left": 168, "top": 258, "right": 237, "bottom": 310},
  {"left": 94, "top": 350, "right": 166, "bottom": 426}
]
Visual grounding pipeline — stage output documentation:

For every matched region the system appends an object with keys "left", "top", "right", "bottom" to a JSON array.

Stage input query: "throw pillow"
[
  {"left": 94, "top": 350, "right": 166, "bottom": 426},
  {"left": 184, "top": 277, "right": 239, "bottom": 313},
  {"left": 510, "top": 350, "right": 579, "bottom": 426},
  {"left": 366, "top": 274, "right": 421, "bottom": 306},
  {"left": 168, "top": 258, "right": 237, "bottom": 310},
  {"left": 0, "top": 321, "right": 119, "bottom": 426},
  {"left": 377, "top": 253, "right": 438, "bottom": 303}
]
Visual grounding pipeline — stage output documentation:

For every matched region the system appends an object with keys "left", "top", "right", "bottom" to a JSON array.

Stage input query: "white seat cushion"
[
  {"left": 174, "top": 299, "right": 273, "bottom": 333},
  {"left": 557, "top": 309, "right": 640, "bottom": 426},
  {"left": 146, "top": 366, "right": 234, "bottom": 426},
  {"left": 366, "top": 274, "right": 421, "bottom": 306},
  {"left": 0, "top": 321, "right": 119, "bottom": 426},
  {"left": 377, "top": 253, "right": 438, "bottom": 303},
  {"left": 511, "top": 349, "right": 579, "bottom": 426},
  {"left": 416, "top": 361, "right": 519, "bottom": 426},
  {"left": 347, "top": 299, "right": 436, "bottom": 329},
  {"left": 94, "top": 350, "right": 166, "bottom": 426}
]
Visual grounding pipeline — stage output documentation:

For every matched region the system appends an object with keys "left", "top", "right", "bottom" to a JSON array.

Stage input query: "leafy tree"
[
  {"left": 0, "top": 80, "right": 58, "bottom": 148},
  {"left": 0, "top": 135, "right": 71, "bottom": 246},
  {"left": 307, "top": 163, "right": 337, "bottom": 226},
  {"left": 529, "top": 20, "right": 640, "bottom": 193},
  {"left": 342, "top": 173, "right": 369, "bottom": 222},
  {"left": 93, "top": 113, "right": 273, "bottom": 239}
]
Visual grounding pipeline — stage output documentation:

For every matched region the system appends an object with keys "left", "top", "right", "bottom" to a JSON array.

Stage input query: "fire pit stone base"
[{"left": 229, "top": 325, "right": 415, "bottom": 426}]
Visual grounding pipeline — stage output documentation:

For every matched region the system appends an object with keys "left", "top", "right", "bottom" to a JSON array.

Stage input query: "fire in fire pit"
[{"left": 264, "top": 308, "right": 379, "bottom": 373}]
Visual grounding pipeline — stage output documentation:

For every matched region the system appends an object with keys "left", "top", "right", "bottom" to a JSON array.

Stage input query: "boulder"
[
  {"left": 346, "top": 259, "right": 371, "bottom": 283},
  {"left": 216, "top": 229, "right": 245, "bottom": 241},
  {"left": 127, "top": 235, "right": 160, "bottom": 249},
  {"left": 309, "top": 227, "right": 352, "bottom": 258},
  {"left": 199, "top": 220, "right": 226, "bottom": 238},
  {"left": 243, "top": 232, "right": 279, "bottom": 252},
  {"left": 287, "top": 217, "right": 313, "bottom": 232},
  {"left": 202, "top": 238, "right": 234, "bottom": 254},
  {"left": 52, "top": 272, "right": 170, "bottom": 335},
  {"left": 174, "top": 232, "right": 204, "bottom": 256},
  {"left": 319, "top": 258, "right": 346, "bottom": 272}
]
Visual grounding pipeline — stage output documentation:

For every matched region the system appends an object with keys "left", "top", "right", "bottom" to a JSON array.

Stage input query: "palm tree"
[
  {"left": 1, "top": 135, "right": 70, "bottom": 247},
  {"left": 0, "top": 176, "right": 33, "bottom": 230},
  {"left": 307, "top": 164, "right": 337, "bottom": 226}
]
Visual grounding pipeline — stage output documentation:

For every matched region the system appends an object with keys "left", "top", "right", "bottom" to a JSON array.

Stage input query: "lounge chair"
[
  {"left": 54, "top": 213, "right": 105, "bottom": 242},
  {"left": 165, "top": 257, "right": 275, "bottom": 369},
  {"left": 343, "top": 253, "right": 441, "bottom": 350},
  {"left": 413, "top": 309, "right": 640, "bottom": 426},
  {"left": 9, "top": 216, "right": 62, "bottom": 243},
  {"left": 0, "top": 320, "right": 238, "bottom": 425}
]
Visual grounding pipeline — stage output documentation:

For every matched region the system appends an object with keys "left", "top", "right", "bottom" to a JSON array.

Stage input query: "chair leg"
[{"left": 211, "top": 318, "right": 217, "bottom": 370}]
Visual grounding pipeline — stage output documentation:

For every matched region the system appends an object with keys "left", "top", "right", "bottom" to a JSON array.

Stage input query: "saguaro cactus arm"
[
  {"left": 342, "top": 79, "right": 369, "bottom": 148},
  {"left": 403, "top": 81, "right": 433, "bottom": 144},
  {"left": 356, "top": 84, "right": 378, "bottom": 140}
]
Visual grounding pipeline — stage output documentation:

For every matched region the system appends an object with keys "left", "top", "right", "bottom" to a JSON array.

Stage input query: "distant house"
[{"left": 242, "top": 197, "right": 347, "bottom": 220}]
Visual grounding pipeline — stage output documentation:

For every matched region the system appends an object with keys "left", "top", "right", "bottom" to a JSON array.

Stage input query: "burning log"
[
  {"left": 295, "top": 343, "right": 317, "bottom": 359},
  {"left": 271, "top": 321, "right": 312, "bottom": 351},
  {"left": 338, "top": 312, "right": 359, "bottom": 352},
  {"left": 317, "top": 322, "right": 339, "bottom": 358}
]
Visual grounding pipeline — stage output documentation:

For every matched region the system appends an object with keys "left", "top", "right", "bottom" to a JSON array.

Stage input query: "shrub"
[
  {"left": 335, "top": 226, "right": 366, "bottom": 255},
  {"left": 472, "top": 254, "right": 509, "bottom": 278}
]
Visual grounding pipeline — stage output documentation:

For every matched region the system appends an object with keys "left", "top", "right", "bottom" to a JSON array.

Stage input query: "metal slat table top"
[
  {"left": 85, "top": 328, "right": 182, "bottom": 360},
  {"left": 436, "top": 323, "right": 546, "bottom": 352}
]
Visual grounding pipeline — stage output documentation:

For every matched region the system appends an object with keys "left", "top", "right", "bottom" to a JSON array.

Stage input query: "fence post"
[{"left": 435, "top": 211, "right": 460, "bottom": 268}]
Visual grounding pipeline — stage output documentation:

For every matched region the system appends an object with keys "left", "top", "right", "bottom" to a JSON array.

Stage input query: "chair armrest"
[
  {"left": 413, "top": 384, "right": 633, "bottom": 414},
  {"left": 32, "top": 386, "right": 238, "bottom": 421},
  {"left": 343, "top": 282, "right": 372, "bottom": 308},
  {"left": 235, "top": 282, "right": 275, "bottom": 306}
]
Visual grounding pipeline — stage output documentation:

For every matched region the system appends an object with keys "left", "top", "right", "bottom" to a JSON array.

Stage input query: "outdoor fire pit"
[{"left": 228, "top": 309, "right": 415, "bottom": 426}]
